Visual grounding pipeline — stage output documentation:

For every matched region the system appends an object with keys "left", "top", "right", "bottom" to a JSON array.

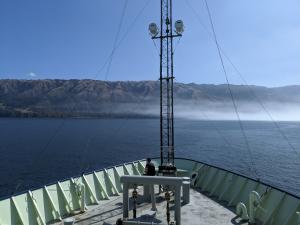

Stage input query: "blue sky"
[{"left": 0, "top": 0, "right": 299, "bottom": 87}]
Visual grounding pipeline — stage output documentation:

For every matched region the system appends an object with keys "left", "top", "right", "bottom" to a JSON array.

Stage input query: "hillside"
[{"left": 1, "top": 79, "right": 300, "bottom": 118}]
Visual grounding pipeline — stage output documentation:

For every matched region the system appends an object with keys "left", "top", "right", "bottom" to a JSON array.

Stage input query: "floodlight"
[
  {"left": 149, "top": 23, "right": 159, "bottom": 37},
  {"left": 175, "top": 20, "right": 184, "bottom": 34}
]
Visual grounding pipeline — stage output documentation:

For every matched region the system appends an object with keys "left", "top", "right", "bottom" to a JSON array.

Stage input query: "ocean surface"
[{"left": 0, "top": 118, "right": 300, "bottom": 199}]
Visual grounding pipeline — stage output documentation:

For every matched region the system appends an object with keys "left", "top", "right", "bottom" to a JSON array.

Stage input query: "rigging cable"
[
  {"left": 184, "top": 0, "right": 300, "bottom": 161},
  {"left": 224, "top": 59, "right": 300, "bottom": 161},
  {"left": 152, "top": 39, "right": 160, "bottom": 55},
  {"left": 81, "top": 83, "right": 156, "bottom": 174},
  {"left": 104, "top": 0, "right": 129, "bottom": 121},
  {"left": 46, "top": 0, "right": 130, "bottom": 188},
  {"left": 13, "top": 83, "right": 88, "bottom": 194},
  {"left": 198, "top": 111, "right": 245, "bottom": 153},
  {"left": 173, "top": 36, "right": 182, "bottom": 54},
  {"left": 80, "top": 0, "right": 130, "bottom": 173},
  {"left": 93, "top": 0, "right": 151, "bottom": 80},
  {"left": 203, "top": 0, "right": 259, "bottom": 179},
  {"left": 80, "top": 0, "right": 153, "bottom": 173},
  {"left": 68, "top": 0, "right": 152, "bottom": 175},
  {"left": 13, "top": 120, "right": 66, "bottom": 194},
  {"left": 13, "top": 0, "right": 149, "bottom": 194},
  {"left": 70, "top": 0, "right": 131, "bottom": 181},
  {"left": 104, "top": 0, "right": 129, "bottom": 80}
]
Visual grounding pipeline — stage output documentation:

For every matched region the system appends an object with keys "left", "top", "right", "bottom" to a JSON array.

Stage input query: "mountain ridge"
[{"left": 1, "top": 79, "right": 300, "bottom": 118}]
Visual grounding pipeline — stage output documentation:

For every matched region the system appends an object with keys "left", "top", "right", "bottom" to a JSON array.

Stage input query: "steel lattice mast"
[{"left": 149, "top": 0, "right": 184, "bottom": 174}]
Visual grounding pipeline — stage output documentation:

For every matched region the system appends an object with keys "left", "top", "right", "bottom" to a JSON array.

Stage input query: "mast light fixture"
[
  {"left": 149, "top": 23, "right": 159, "bottom": 37},
  {"left": 175, "top": 20, "right": 184, "bottom": 34}
]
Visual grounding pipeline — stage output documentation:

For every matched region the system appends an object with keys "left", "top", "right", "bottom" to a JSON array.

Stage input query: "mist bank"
[
  {"left": 129, "top": 101, "right": 300, "bottom": 121},
  {"left": 1, "top": 79, "right": 300, "bottom": 120}
]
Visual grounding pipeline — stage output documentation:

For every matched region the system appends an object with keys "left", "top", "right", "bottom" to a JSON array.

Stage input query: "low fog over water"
[{"left": 128, "top": 101, "right": 300, "bottom": 121}]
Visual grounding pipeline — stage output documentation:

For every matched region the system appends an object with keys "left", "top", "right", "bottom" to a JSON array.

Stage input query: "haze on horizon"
[
  {"left": 0, "top": 0, "right": 300, "bottom": 87},
  {"left": 134, "top": 101, "right": 300, "bottom": 121},
  {"left": 1, "top": 79, "right": 300, "bottom": 121}
]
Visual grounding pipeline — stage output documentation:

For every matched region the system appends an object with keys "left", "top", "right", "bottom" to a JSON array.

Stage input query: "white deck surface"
[{"left": 55, "top": 188, "right": 246, "bottom": 225}]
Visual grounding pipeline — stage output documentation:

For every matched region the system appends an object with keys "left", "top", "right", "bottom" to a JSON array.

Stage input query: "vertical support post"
[
  {"left": 123, "top": 183, "right": 129, "bottom": 219},
  {"left": 174, "top": 185, "right": 181, "bottom": 225},
  {"left": 170, "top": 0, "right": 175, "bottom": 165},
  {"left": 132, "top": 185, "right": 138, "bottom": 218},
  {"left": 80, "top": 184, "right": 85, "bottom": 213},
  {"left": 159, "top": 0, "right": 176, "bottom": 167},
  {"left": 157, "top": 0, "right": 178, "bottom": 172},
  {"left": 150, "top": 185, "right": 156, "bottom": 211},
  {"left": 159, "top": 0, "right": 163, "bottom": 167},
  {"left": 182, "top": 181, "right": 190, "bottom": 204},
  {"left": 143, "top": 184, "right": 150, "bottom": 202}
]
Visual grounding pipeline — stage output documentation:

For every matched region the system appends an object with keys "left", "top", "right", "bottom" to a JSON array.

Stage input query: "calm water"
[{"left": 0, "top": 118, "right": 300, "bottom": 199}]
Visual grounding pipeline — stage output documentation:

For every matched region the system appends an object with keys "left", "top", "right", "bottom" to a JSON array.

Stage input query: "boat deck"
[
  {"left": 54, "top": 187, "right": 246, "bottom": 225},
  {"left": 1, "top": 159, "right": 299, "bottom": 225}
]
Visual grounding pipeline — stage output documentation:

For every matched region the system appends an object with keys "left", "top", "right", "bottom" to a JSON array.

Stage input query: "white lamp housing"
[
  {"left": 175, "top": 20, "right": 184, "bottom": 34},
  {"left": 149, "top": 23, "right": 159, "bottom": 37}
]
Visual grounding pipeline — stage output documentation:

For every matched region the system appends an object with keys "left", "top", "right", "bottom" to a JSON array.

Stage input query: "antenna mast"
[{"left": 149, "top": 0, "right": 184, "bottom": 175}]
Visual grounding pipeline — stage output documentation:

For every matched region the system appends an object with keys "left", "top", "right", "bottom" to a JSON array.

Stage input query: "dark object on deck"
[
  {"left": 145, "top": 158, "right": 156, "bottom": 176},
  {"left": 116, "top": 218, "right": 123, "bottom": 225},
  {"left": 158, "top": 165, "right": 177, "bottom": 176}
]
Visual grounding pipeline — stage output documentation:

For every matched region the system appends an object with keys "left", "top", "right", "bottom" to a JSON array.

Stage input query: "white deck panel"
[{"left": 53, "top": 188, "right": 246, "bottom": 225}]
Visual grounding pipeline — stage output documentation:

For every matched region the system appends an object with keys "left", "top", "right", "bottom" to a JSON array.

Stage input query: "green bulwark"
[{"left": 0, "top": 158, "right": 299, "bottom": 225}]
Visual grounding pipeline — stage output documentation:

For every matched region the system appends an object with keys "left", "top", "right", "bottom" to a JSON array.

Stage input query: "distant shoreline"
[
  {"left": 2, "top": 79, "right": 300, "bottom": 121},
  {"left": 0, "top": 113, "right": 158, "bottom": 119},
  {"left": 1, "top": 115, "right": 300, "bottom": 123}
]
